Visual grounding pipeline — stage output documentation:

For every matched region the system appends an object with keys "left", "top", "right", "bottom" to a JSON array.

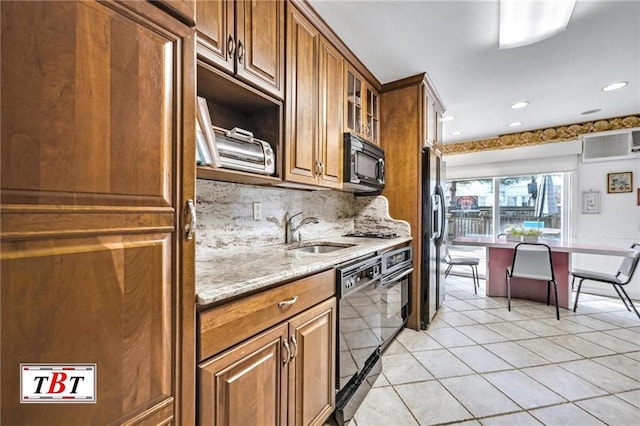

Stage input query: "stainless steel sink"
[{"left": 287, "top": 242, "right": 355, "bottom": 254}]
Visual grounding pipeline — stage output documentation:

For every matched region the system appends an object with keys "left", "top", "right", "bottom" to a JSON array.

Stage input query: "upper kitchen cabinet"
[
  {"left": 345, "top": 65, "right": 380, "bottom": 145},
  {"left": 196, "top": 0, "right": 285, "bottom": 99},
  {"left": 156, "top": 0, "right": 196, "bottom": 24},
  {"left": 1, "top": 0, "right": 195, "bottom": 424},
  {"left": 423, "top": 82, "right": 445, "bottom": 150},
  {"left": 284, "top": 4, "right": 344, "bottom": 189}
]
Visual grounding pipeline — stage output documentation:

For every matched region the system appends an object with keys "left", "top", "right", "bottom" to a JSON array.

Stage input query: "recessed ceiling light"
[
  {"left": 602, "top": 81, "right": 628, "bottom": 92},
  {"left": 510, "top": 101, "right": 529, "bottom": 109},
  {"left": 440, "top": 116, "right": 455, "bottom": 122},
  {"left": 581, "top": 108, "right": 602, "bottom": 115},
  {"left": 508, "top": 122, "right": 523, "bottom": 127},
  {"left": 450, "top": 131, "right": 462, "bottom": 136}
]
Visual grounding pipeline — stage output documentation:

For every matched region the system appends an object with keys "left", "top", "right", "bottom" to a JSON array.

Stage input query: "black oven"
[
  {"left": 343, "top": 132, "right": 385, "bottom": 194},
  {"left": 380, "top": 246, "right": 412, "bottom": 350}
]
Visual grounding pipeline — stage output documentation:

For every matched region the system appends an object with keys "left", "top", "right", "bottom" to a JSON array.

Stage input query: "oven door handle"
[{"left": 381, "top": 268, "right": 413, "bottom": 286}]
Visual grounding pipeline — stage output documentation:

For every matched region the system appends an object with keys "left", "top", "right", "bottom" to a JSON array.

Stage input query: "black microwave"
[{"left": 343, "top": 132, "right": 385, "bottom": 194}]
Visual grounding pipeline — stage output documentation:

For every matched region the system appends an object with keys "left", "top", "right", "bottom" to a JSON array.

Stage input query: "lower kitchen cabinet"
[
  {"left": 198, "top": 271, "right": 336, "bottom": 426},
  {"left": 199, "top": 323, "right": 289, "bottom": 425}
]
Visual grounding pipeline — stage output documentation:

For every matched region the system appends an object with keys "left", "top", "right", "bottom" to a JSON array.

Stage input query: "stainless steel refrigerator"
[{"left": 421, "top": 146, "right": 447, "bottom": 328}]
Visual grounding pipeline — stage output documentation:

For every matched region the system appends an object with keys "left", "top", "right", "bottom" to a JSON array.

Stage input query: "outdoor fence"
[{"left": 447, "top": 206, "right": 561, "bottom": 239}]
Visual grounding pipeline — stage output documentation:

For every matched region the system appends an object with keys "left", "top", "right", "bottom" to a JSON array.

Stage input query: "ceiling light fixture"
[
  {"left": 510, "top": 101, "right": 529, "bottom": 109},
  {"left": 440, "top": 116, "right": 455, "bottom": 122},
  {"left": 581, "top": 108, "right": 602, "bottom": 115},
  {"left": 508, "top": 122, "right": 523, "bottom": 127},
  {"left": 602, "top": 81, "right": 628, "bottom": 92},
  {"left": 499, "top": 0, "right": 576, "bottom": 49},
  {"left": 450, "top": 131, "right": 462, "bottom": 136}
]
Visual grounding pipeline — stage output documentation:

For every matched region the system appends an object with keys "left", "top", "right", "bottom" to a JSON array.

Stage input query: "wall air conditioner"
[{"left": 581, "top": 127, "right": 640, "bottom": 162}]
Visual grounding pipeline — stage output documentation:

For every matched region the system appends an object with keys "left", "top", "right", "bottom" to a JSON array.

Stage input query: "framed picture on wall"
[
  {"left": 582, "top": 191, "right": 600, "bottom": 214},
  {"left": 607, "top": 171, "right": 633, "bottom": 193}
]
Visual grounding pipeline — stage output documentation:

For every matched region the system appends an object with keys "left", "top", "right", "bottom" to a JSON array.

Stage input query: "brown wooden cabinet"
[
  {"left": 345, "top": 65, "right": 380, "bottom": 145},
  {"left": 197, "top": 270, "right": 336, "bottom": 426},
  {"left": 157, "top": 0, "right": 196, "bottom": 24},
  {"left": 196, "top": 0, "right": 285, "bottom": 99},
  {"left": 284, "top": 4, "right": 343, "bottom": 189},
  {"left": 287, "top": 300, "right": 336, "bottom": 426},
  {"left": 381, "top": 73, "right": 444, "bottom": 330},
  {"left": 424, "top": 89, "right": 443, "bottom": 150},
  {"left": 0, "top": 1, "right": 195, "bottom": 424}
]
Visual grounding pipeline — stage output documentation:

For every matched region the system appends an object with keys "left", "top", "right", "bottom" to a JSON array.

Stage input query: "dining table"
[{"left": 450, "top": 236, "right": 632, "bottom": 309}]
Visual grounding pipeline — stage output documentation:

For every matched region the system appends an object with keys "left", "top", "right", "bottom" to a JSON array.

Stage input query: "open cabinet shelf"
[{"left": 197, "top": 60, "right": 283, "bottom": 185}]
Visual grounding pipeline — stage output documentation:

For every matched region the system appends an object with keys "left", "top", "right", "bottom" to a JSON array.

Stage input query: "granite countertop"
[{"left": 196, "top": 236, "right": 412, "bottom": 307}]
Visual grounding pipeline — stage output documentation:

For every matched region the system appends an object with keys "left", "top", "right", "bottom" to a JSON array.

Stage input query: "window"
[
  {"left": 446, "top": 178, "right": 494, "bottom": 238},
  {"left": 447, "top": 173, "right": 566, "bottom": 241}
]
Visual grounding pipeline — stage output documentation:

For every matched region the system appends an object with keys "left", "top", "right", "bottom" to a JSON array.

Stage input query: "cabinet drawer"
[{"left": 198, "top": 269, "right": 335, "bottom": 361}]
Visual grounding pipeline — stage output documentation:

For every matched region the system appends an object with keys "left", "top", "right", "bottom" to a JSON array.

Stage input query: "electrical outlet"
[{"left": 252, "top": 202, "right": 262, "bottom": 221}]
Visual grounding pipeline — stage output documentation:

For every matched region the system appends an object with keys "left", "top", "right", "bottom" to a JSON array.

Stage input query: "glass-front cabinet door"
[
  {"left": 346, "top": 68, "right": 363, "bottom": 136},
  {"left": 345, "top": 64, "right": 380, "bottom": 145},
  {"left": 366, "top": 87, "right": 379, "bottom": 144}
]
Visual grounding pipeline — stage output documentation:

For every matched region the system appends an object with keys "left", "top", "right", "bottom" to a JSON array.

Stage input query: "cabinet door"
[
  {"left": 236, "top": 0, "right": 284, "bottom": 99},
  {"left": 424, "top": 86, "right": 436, "bottom": 147},
  {"left": 158, "top": 0, "right": 196, "bottom": 24},
  {"left": 318, "top": 37, "right": 344, "bottom": 189},
  {"left": 435, "top": 109, "right": 444, "bottom": 152},
  {"left": 1, "top": 1, "right": 195, "bottom": 424},
  {"left": 199, "top": 323, "right": 289, "bottom": 426},
  {"left": 364, "top": 84, "right": 380, "bottom": 144},
  {"left": 285, "top": 5, "right": 319, "bottom": 185},
  {"left": 288, "top": 298, "right": 336, "bottom": 426},
  {"left": 345, "top": 65, "right": 364, "bottom": 136},
  {"left": 196, "top": 0, "right": 235, "bottom": 73}
]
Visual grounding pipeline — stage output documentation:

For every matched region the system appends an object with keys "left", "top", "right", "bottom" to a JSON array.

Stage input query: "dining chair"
[
  {"left": 505, "top": 242, "right": 559, "bottom": 320},
  {"left": 571, "top": 243, "right": 640, "bottom": 319},
  {"left": 444, "top": 246, "right": 480, "bottom": 294}
]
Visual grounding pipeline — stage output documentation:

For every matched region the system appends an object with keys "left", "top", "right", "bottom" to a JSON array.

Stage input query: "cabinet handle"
[
  {"left": 185, "top": 199, "right": 196, "bottom": 241},
  {"left": 282, "top": 339, "right": 291, "bottom": 366},
  {"left": 289, "top": 336, "right": 298, "bottom": 360},
  {"left": 278, "top": 296, "right": 298, "bottom": 308},
  {"left": 237, "top": 41, "right": 244, "bottom": 63},
  {"left": 227, "top": 34, "right": 235, "bottom": 59},
  {"left": 319, "top": 162, "right": 324, "bottom": 176}
]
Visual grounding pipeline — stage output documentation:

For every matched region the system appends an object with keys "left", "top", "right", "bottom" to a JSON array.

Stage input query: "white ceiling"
[{"left": 308, "top": 0, "right": 640, "bottom": 143}]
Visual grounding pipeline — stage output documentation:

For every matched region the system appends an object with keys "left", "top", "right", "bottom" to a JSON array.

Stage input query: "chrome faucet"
[{"left": 285, "top": 211, "right": 319, "bottom": 243}]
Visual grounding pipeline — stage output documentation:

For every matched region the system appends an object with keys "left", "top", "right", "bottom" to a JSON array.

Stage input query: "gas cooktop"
[{"left": 343, "top": 231, "right": 401, "bottom": 239}]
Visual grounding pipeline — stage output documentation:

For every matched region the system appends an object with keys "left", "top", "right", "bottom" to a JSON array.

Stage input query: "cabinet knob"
[
  {"left": 282, "top": 339, "right": 291, "bottom": 366},
  {"left": 227, "top": 35, "right": 235, "bottom": 59},
  {"left": 237, "top": 41, "right": 244, "bottom": 63},
  {"left": 184, "top": 199, "right": 196, "bottom": 241},
  {"left": 289, "top": 336, "right": 298, "bottom": 360},
  {"left": 278, "top": 295, "right": 298, "bottom": 308}
]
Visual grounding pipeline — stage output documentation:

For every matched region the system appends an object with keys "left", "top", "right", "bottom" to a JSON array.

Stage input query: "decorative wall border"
[{"left": 443, "top": 115, "right": 640, "bottom": 155}]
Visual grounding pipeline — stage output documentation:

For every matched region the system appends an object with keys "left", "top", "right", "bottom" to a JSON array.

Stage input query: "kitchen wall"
[
  {"left": 572, "top": 156, "right": 640, "bottom": 299},
  {"left": 446, "top": 140, "right": 640, "bottom": 300},
  {"left": 195, "top": 180, "right": 409, "bottom": 259}
]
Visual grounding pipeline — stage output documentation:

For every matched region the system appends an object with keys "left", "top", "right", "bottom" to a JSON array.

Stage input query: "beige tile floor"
[{"left": 350, "top": 275, "right": 640, "bottom": 425}]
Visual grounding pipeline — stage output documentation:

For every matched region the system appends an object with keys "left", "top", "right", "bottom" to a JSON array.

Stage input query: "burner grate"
[{"left": 343, "top": 231, "right": 401, "bottom": 239}]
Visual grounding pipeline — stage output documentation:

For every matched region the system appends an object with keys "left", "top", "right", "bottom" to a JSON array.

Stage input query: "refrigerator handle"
[
  {"left": 435, "top": 185, "right": 446, "bottom": 245},
  {"left": 431, "top": 193, "right": 441, "bottom": 241}
]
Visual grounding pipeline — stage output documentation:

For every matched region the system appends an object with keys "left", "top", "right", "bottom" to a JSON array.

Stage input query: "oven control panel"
[{"left": 338, "top": 256, "right": 382, "bottom": 295}]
